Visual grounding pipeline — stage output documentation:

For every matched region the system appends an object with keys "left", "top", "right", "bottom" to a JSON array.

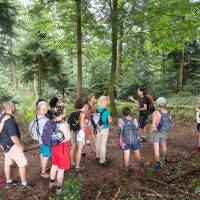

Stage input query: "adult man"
[{"left": 0, "top": 101, "right": 34, "bottom": 190}]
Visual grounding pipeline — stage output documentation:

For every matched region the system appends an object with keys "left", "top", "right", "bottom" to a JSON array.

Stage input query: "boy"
[
  {"left": 119, "top": 107, "right": 144, "bottom": 172},
  {"left": 150, "top": 97, "right": 172, "bottom": 169}
]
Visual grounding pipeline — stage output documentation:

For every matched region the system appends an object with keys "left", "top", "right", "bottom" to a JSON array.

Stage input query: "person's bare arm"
[
  {"left": 60, "top": 123, "right": 71, "bottom": 141},
  {"left": 10, "top": 136, "right": 23, "bottom": 150},
  {"left": 150, "top": 112, "right": 157, "bottom": 133},
  {"left": 108, "top": 116, "right": 112, "bottom": 123},
  {"left": 0, "top": 115, "right": 11, "bottom": 132},
  {"left": 128, "top": 96, "right": 139, "bottom": 104},
  {"left": 80, "top": 112, "right": 85, "bottom": 129}
]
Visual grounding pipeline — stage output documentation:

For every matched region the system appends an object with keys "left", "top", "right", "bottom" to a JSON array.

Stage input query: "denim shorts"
[
  {"left": 40, "top": 144, "right": 51, "bottom": 158},
  {"left": 197, "top": 123, "right": 200, "bottom": 133},
  {"left": 139, "top": 114, "right": 149, "bottom": 129},
  {"left": 122, "top": 140, "right": 141, "bottom": 151},
  {"left": 151, "top": 131, "right": 168, "bottom": 144}
]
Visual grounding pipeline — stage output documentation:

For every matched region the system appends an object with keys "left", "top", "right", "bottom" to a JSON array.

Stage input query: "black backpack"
[{"left": 67, "top": 111, "right": 81, "bottom": 132}]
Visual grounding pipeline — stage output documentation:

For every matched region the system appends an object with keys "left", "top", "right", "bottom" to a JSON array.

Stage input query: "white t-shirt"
[
  {"left": 196, "top": 112, "right": 200, "bottom": 123},
  {"left": 37, "top": 115, "right": 49, "bottom": 144}
]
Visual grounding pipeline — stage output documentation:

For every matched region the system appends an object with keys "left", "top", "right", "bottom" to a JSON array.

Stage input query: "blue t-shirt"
[
  {"left": 0, "top": 117, "right": 20, "bottom": 146},
  {"left": 97, "top": 108, "right": 111, "bottom": 128}
]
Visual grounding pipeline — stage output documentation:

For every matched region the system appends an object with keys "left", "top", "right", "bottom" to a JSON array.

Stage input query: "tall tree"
[
  {"left": 76, "top": 0, "right": 82, "bottom": 98},
  {"left": 109, "top": 0, "right": 118, "bottom": 116}
]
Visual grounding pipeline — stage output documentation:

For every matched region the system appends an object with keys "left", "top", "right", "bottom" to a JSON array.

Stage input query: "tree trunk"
[
  {"left": 33, "top": 74, "right": 39, "bottom": 99},
  {"left": 177, "top": 46, "right": 185, "bottom": 92},
  {"left": 116, "top": 21, "right": 123, "bottom": 77},
  {"left": 76, "top": 0, "right": 82, "bottom": 99},
  {"left": 108, "top": 0, "right": 118, "bottom": 116},
  {"left": 37, "top": 63, "right": 42, "bottom": 97},
  {"left": 11, "top": 61, "right": 17, "bottom": 90}
]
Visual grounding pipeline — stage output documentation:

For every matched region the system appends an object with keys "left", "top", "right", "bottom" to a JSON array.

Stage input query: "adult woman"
[
  {"left": 49, "top": 106, "right": 71, "bottom": 195},
  {"left": 96, "top": 96, "right": 112, "bottom": 166}
]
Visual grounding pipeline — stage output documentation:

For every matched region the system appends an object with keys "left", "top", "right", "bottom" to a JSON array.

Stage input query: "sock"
[
  {"left": 7, "top": 180, "right": 12, "bottom": 183},
  {"left": 22, "top": 182, "right": 27, "bottom": 186}
]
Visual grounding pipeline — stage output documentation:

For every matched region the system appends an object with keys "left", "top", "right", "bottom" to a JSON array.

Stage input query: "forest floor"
[{"left": 0, "top": 119, "right": 200, "bottom": 200}]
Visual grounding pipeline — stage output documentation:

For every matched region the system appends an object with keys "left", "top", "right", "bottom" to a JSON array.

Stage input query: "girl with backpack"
[
  {"left": 119, "top": 107, "right": 144, "bottom": 172},
  {"left": 68, "top": 99, "right": 87, "bottom": 172},
  {"left": 150, "top": 97, "right": 172, "bottom": 169},
  {"left": 96, "top": 96, "right": 112, "bottom": 166},
  {"left": 48, "top": 106, "right": 71, "bottom": 196}
]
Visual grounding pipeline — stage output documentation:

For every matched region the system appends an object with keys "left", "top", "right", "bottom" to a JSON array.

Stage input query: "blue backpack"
[
  {"left": 121, "top": 118, "right": 139, "bottom": 145},
  {"left": 157, "top": 111, "right": 172, "bottom": 132}
]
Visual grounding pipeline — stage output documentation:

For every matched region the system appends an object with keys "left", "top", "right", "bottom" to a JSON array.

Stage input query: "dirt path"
[{"left": 0, "top": 121, "right": 200, "bottom": 200}]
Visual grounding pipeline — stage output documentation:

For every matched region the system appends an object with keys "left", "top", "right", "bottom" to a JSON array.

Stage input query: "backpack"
[
  {"left": 146, "top": 95, "right": 155, "bottom": 114},
  {"left": 42, "top": 120, "right": 64, "bottom": 148},
  {"left": 157, "top": 111, "right": 172, "bottom": 132},
  {"left": 91, "top": 109, "right": 107, "bottom": 133},
  {"left": 67, "top": 111, "right": 81, "bottom": 132},
  {"left": 121, "top": 118, "right": 139, "bottom": 145},
  {"left": 28, "top": 116, "right": 45, "bottom": 141}
]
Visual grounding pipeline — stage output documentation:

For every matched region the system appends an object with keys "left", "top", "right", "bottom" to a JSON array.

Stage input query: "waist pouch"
[{"left": 1, "top": 144, "right": 13, "bottom": 153}]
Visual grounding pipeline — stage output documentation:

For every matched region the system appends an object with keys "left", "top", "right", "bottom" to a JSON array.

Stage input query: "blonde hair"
[
  {"left": 98, "top": 96, "right": 108, "bottom": 108},
  {"left": 3, "top": 101, "right": 15, "bottom": 112}
]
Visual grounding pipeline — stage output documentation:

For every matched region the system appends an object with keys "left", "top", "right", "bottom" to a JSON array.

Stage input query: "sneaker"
[
  {"left": 56, "top": 187, "right": 66, "bottom": 196},
  {"left": 70, "top": 164, "right": 76, "bottom": 170},
  {"left": 123, "top": 166, "right": 130, "bottom": 173},
  {"left": 49, "top": 181, "right": 57, "bottom": 189},
  {"left": 152, "top": 162, "right": 161, "bottom": 169},
  {"left": 40, "top": 173, "right": 50, "bottom": 179},
  {"left": 5, "top": 180, "right": 20, "bottom": 189},
  {"left": 75, "top": 166, "right": 87, "bottom": 172},
  {"left": 20, "top": 183, "right": 35, "bottom": 191},
  {"left": 99, "top": 160, "right": 111, "bottom": 167}
]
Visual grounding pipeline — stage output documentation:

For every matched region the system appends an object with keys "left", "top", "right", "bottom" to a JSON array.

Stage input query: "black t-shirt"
[
  {"left": 139, "top": 96, "right": 150, "bottom": 114},
  {"left": 0, "top": 117, "right": 21, "bottom": 146}
]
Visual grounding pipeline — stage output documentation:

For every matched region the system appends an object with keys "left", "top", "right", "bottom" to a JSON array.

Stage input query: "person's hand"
[
  {"left": 18, "top": 144, "right": 24, "bottom": 151},
  {"left": 128, "top": 96, "right": 134, "bottom": 101},
  {"left": 1, "top": 115, "right": 10, "bottom": 123}
]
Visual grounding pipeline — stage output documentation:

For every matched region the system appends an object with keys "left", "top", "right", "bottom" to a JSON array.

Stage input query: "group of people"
[{"left": 0, "top": 88, "right": 199, "bottom": 197}]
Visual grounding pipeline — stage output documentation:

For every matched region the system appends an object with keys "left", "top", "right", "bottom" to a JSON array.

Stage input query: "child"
[
  {"left": 196, "top": 106, "right": 200, "bottom": 152},
  {"left": 119, "top": 107, "right": 144, "bottom": 172},
  {"left": 49, "top": 106, "right": 71, "bottom": 196},
  {"left": 68, "top": 99, "right": 87, "bottom": 172},
  {"left": 150, "top": 97, "right": 172, "bottom": 169}
]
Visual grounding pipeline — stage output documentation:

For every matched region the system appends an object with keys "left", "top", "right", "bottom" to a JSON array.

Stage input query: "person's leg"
[
  {"left": 50, "top": 165, "right": 58, "bottom": 181},
  {"left": 123, "top": 150, "right": 130, "bottom": 167},
  {"left": 96, "top": 132, "right": 101, "bottom": 159},
  {"left": 57, "top": 169, "right": 65, "bottom": 186},
  {"left": 4, "top": 165, "right": 11, "bottom": 182},
  {"left": 70, "top": 144, "right": 77, "bottom": 166},
  {"left": 154, "top": 143, "right": 160, "bottom": 162},
  {"left": 76, "top": 144, "right": 84, "bottom": 168},
  {"left": 41, "top": 157, "right": 49, "bottom": 174},
  {"left": 87, "top": 135, "right": 96, "bottom": 153},
  {"left": 134, "top": 150, "right": 141, "bottom": 161},
  {"left": 161, "top": 141, "right": 167, "bottom": 159},
  {"left": 198, "top": 134, "right": 200, "bottom": 147},
  {"left": 99, "top": 129, "right": 109, "bottom": 163},
  {"left": 19, "top": 166, "right": 27, "bottom": 184}
]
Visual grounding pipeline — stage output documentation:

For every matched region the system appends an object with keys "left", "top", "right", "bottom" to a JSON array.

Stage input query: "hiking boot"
[
  {"left": 123, "top": 166, "right": 130, "bottom": 173},
  {"left": 5, "top": 180, "right": 20, "bottom": 189},
  {"left": 56, "top": 187, "right": 66, "bottom": 196},
  {"left": 75, "top": 166, "right": 87, "bottom": 172},
  {"left": 49, "top": 180, "right": 57, "bottom": 189},
  {"left": 70, "top": 164, "right": 76, "bottom": 170},
  {"left": 99, "top": 160, "right": 111, "bottom": 167},
  {"left": 152, "top": 162, "right": 161, "bottom": 169},
  {"left": 0, "top": 178, "right": 6, "bottom": 187},
  {"left": 40, "top": 173, "right": 50, "bottom": 179},
  {"left": 20, "top": 183, "right": 35, "bottom": 191},
  {"left": 138, "top": 160, "right": 146, "bottom": 168},
  {"left": 161, "top": 157, "right": 170, "bottom": 164}
]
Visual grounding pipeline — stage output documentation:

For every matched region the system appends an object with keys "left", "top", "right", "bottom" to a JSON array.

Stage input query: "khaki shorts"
[
  {"left": 4, "top": 145, "right": 28, "bottom": 167},
  {"left": 71, "top": 131, "right": 85, "bottom": 145}
]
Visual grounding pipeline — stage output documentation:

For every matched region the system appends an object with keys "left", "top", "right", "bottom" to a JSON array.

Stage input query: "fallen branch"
[
  {"left": 148, "top": 178, "right": 199, "bottom": 199},
  {"left": 143, "top": 186, "right": 164, "bottom": 199},
  {"left": 96, "top": 191, "right": 101, "bottom": 200},
  {"left": 165, "top": 168, "right": 200, "bottom": 183},
  {"left": 112, "top": 186, "right": 121, "bottom": 200}
]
